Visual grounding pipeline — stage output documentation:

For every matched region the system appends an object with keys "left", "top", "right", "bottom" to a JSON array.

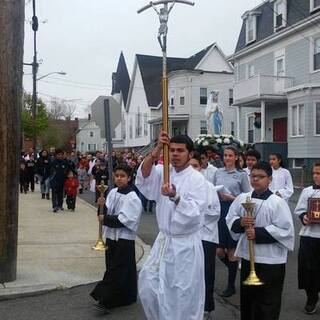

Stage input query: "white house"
[{"left": 76, "top": 116, "right": 105, "bottom": 153}]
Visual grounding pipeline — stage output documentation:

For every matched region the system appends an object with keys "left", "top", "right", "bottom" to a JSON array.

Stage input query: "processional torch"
[
  {"left": 242, "top": 196, "right": 263, "bottom": 286},
  {"left": 92, "top": 181, "right": 108, "bottom": 251},
  {"left": 138, "top": 0, "right": 194, "bottom": 184}
]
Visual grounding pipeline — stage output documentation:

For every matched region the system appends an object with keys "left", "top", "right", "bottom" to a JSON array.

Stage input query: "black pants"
[
  {"left": 90, "top": 238, "right": 137, "bottom": 309},
  {"left": 240, "top": 259, "right": 285, "bottom": 320},
  {"left": 52, "top": 185, "right": 64, "bottom": 209},
  {"left": 66, "top": 195, "right": 76, "bottom": 209},
  {"left": 28, "top": 175, "right": 35, "bottom": 191},
  {"left": 298, "top": 236, "right": 320, "bottom": 303},
  {"left": 20, "top": 182, "right": 28, "bottom": 193},
  {"left": 202, "top": 241, "right": 217, "bottom": 312}
]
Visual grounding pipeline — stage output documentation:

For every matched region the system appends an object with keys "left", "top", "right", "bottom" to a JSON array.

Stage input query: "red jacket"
[{"left": 64, "top": 178, "right": 79, "bottom": 196}]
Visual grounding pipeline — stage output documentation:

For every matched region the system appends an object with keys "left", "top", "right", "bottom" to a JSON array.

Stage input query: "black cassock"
[{"left": 91, "top": 237, "right": 137, "bottom": 309}]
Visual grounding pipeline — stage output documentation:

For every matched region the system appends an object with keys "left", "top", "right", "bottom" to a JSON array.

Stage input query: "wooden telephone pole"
[{"left": 0, "top": 0, "right": 25, "bottom": 282}]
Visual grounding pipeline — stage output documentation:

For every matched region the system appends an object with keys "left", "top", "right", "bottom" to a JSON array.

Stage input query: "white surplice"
[
  {"left": 136, "top": 164, "right": 207, "bottom": 320},
  {"left": 226, "top": 192, "right": 294, "bottom": 264},
  {"left": 269, "top": 167, "right": 294, "bottom": 201}
]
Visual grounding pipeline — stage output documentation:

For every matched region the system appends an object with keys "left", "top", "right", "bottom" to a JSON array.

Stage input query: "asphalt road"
[{"left": 0, "top": 189, "right": 319, "bottom": 320}]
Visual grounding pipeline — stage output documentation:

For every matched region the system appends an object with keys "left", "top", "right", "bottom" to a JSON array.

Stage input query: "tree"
[
  {"left": 22, "top": 92, "right": 49, "bottom": 139},
  {"left": 0, "top": 0, "right": 24, "bottom": 282},
  {"left": 47, "top": 97, "right": 77, "bottom": 120}
]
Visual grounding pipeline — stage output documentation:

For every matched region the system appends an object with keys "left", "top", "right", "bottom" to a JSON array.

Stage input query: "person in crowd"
[
  {"left": 244, "top": 149, "right": 261, "bottom": 177},
  {"left": 226, "top": 161, "right": 294, "bottom": 320},
  {"left": 269, "top": 153, "right": 294, "bottom": 202},
  {"left": 94, "top": 160, "right": 109, "bottom": 202},
  {"left": 190, "top": 152, "right": 220, "bottom": 320},
  {"left": 19, "top": 161, "right": 28, "bottom": 194},
  {"left": 64, "top": 170, "right": 79, "bottom": 211},
  {"left": 238, "top": 152, "right": 246, "bottom": 170},
  {"left": 91, "top": 164, "right": 142, "bottom": 313},
  {"left": 200, "top": 150, "right": 217, "bottom": 185},
  {"left": 50, "top": 149, "right": 68, "bottom": 213},
  {"left": 207, "top": 146, "right": 224, "bottom": 168},
  {"left": 214, "top": 146, "right": 251, "bottom": 297},
  {"left": 77, "top": 162, "right": 87, "bottom": 194},
  {"left": 294, "top": 162, "right": 320, "bottom": 314},
  {"left": 136, "top": 132, "right": 207, "bottom": 320},
  {"left": 36, "top": 149, "right": 51, "bottom": 199},
  {"left": 25, "top": 153, "right": 36, "bottom": 192}
]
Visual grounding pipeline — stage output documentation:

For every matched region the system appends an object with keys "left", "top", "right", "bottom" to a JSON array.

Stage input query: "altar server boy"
[
  {"left": 294, "top": 163, "right": 320, "bottom": 314},
  {"left": 90, "top": 164, "right": 142, "bottom": 313},
  {"left": 190, "top": 152, "right": 220, "bottom": 320},
  {"left": 226, "top": 161, "right": 294, "bottom": 320}
]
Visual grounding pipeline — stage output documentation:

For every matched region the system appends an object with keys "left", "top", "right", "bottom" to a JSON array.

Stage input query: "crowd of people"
[{"left": 19, "top": 134, "right": 320, "bottom": 320}]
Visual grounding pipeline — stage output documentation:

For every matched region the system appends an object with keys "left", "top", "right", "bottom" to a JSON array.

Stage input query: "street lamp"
[{"left": 37, "top": 71, "right": 66, "bottom": 81}]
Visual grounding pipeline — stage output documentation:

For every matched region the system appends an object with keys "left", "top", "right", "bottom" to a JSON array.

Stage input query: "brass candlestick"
[
  {"left": 242, "top": 196, "right": 264, "bottom": 286},
  {"left": 92, "top": 181, "right": 108, "bottom": 251}
]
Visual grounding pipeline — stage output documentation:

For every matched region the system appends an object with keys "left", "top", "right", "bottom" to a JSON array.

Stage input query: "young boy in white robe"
[
  {"left": 90, "top": 164, "right": 142, "bottom": 313},
  {"left": 294, "top": 163, "right": 320, "bottom": 314},
  {"left": 226, "top": 161, "right": 294, "bottom": 320},
  {"left": 269, "top": 153, "right": 294, "bottom": 202},
  {"left": 136, "top": 132, "right": 207, "bottom": 320},
  {"left": 190, "top": 152, "right": 220, "bottom": 320}
]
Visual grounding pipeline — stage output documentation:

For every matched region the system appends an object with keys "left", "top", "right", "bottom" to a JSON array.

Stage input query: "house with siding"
[
  {"left": 232, "top": 0, "right": 320, "bottom": 183},
  {"left": 115, "top": 44, "right": 236, "bottom": 151}
]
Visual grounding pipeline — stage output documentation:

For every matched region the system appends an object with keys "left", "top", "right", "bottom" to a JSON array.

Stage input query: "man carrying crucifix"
[{"left": 136, "top": 131, "right": 207, "bottom": 320}]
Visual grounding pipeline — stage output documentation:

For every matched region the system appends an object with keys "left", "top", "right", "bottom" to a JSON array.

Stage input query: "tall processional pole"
[{"left": 138, "top": 0, "right": 194, "bottom": 184}]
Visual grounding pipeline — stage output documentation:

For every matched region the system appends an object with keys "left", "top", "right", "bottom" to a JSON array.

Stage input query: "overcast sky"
[{"left": 23, "top": 0, "right": 262, "bottom": 118}]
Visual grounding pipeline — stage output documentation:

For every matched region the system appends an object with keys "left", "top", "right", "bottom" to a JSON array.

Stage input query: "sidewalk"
[{"left": 0, "top": 187, "right": 150, "bottom": 300}]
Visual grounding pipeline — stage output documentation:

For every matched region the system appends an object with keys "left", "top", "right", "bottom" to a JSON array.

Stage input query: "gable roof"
[
  {"left": 235, "top": 0, "right": 314, "bottom": 54},
  {"left": 134, "top": 43, "right": 230, "bottom": 108},
  {"left": 111, "top": 52, "right": 130, "bottom": 106}
]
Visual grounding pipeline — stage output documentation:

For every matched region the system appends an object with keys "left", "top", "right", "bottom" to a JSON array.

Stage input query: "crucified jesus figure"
[{"left": 152, "top": 1, "right": 176, "bottom": 50}]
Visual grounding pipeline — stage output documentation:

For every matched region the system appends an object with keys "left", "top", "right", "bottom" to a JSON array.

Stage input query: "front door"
[{"left": 273, "top": 118, "right": 287, "bottom": 142}]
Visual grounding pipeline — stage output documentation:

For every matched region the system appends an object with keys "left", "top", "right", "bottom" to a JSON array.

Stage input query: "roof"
[
  {"left": 136, "top": 43, "right": 220, "bottom": 107},
  {"left": 136, "top": 54, "right": 187, "bottom": 107},
  {"left": 235, "top": 0, "right": 313, "bottom": 53},
  {"left": 111, "top": 52, "right": 130, "bottom": 106}
]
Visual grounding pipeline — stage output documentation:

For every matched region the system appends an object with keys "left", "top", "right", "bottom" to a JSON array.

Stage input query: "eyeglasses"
[{"left": 250, "top": 174, "right": 268, "bottom": 180}]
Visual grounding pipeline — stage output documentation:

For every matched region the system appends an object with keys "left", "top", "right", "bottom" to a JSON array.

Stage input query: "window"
[
  {"left": 293, "top": 158, "right": 305, "bottom": 168},
  {"left": 276, "top": 57, "right": 285, "bottom": 76},
  {"left": 231, "top": 121, "right": 235, "bottom": 136},
  {"left": 313, "top": 37, "right": 320, "bottom": 71},
  {"left": 311, "top": 0, "right": 320, "bottom": 12},
  {"left": 274, "top": 0, "right": 287, "bottom": 29},
  {"left": 144, "top": 113, "right": 148, "bottom": 136},
  {"left": 135, "top": 108, "right": 142, "bottom": 138},
  {"left": 129, "top": 118, "right": 133, "bottom": 139},
  {"left": 89, "top": 131, "right": 94, "bottom": 137},
  {"left": 291, "top": 104, "right": 305, "bottom": 136},
  {"left": 315, "top": 102, "right": 320, "bottom": 135},
  {"left": 200, "top": 88, "right": 207, "bottom": 105},
  {"left": 229, "top": 89, "right": 234, "bottom": 105},
  {"left": 87, "top": 144, "right": 96, "bottom": 151},
  {"left": 247, "top": 64, "right": 255, "bottom": 78},
  {"left": 248, "top": 115, "right": 254, "bottom": 143},
  {"left": 246, "top": 15, "right": 256, "bottom": 44},
  {"left": 200, "top": 120, "right": 208, "bottom": 134},
  {"left": 179, "top": 88, "right": 185, "bottom": 106},
  {"left": 121, "top": 115, "right": 126, "bottom": 140},
  {"left": 170, "top": 90, "right": 175, "bottom": 107}
]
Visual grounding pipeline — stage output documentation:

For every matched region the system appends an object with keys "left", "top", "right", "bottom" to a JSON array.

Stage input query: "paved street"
[{"left": 0, "top": 188, "right": 319, "bottom": 319}]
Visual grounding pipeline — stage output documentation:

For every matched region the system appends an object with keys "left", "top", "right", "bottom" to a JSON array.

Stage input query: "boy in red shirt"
[{"left": 64, "top": 170, "right": 79, "bottom": 211}]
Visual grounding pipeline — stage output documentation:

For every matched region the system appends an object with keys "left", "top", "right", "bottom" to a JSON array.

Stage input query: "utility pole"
[
  {"left": 0, "top": 0, "right": 25, "bottom": 282},
  {"left": 104, "top": 99, "right": 114, "bottom": 189},
  {"left": 137, "top": 0, "right": 194, "bottom": 184},
  {"left": 32, "top": 0, "right": 39, "bottom": 153}
]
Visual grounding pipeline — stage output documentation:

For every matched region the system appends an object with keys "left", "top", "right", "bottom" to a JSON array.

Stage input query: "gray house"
[{"left": 232, "top": 0, "right": 320, "bottom": 183}]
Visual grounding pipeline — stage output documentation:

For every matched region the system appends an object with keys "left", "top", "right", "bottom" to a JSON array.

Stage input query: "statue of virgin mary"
[{"left": 205, "top": 91, "right": 223, "bottom": 135}]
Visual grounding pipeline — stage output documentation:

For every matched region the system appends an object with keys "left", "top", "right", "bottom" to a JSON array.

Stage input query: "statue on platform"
[{"left": 205, "top": 91, "right": 223, "bottom": 135}]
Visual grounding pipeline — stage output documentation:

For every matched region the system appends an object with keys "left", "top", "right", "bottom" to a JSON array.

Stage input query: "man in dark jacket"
[
  {"left": 50, "top": 149, "right": 68, "bottom": 212},
  {"left": 36, "top": 149, "right": 51, "bottom": 199}
]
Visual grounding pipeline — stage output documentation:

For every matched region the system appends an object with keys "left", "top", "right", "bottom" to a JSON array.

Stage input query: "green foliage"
[{"left": 22, "top": 93, "right": 49, "bottom": 138}]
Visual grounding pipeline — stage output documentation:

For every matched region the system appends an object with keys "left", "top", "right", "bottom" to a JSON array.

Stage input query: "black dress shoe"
[
  {"left": 221, "top": 287, "right": 236, "bottom": 298},
  {"left": 304, "top": 300, "right": 318, "bottom": 314}
]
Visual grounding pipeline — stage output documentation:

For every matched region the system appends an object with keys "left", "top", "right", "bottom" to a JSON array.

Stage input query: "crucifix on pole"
[{"left": 137, "top": 0, "right": 194, "bottom": 185}]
